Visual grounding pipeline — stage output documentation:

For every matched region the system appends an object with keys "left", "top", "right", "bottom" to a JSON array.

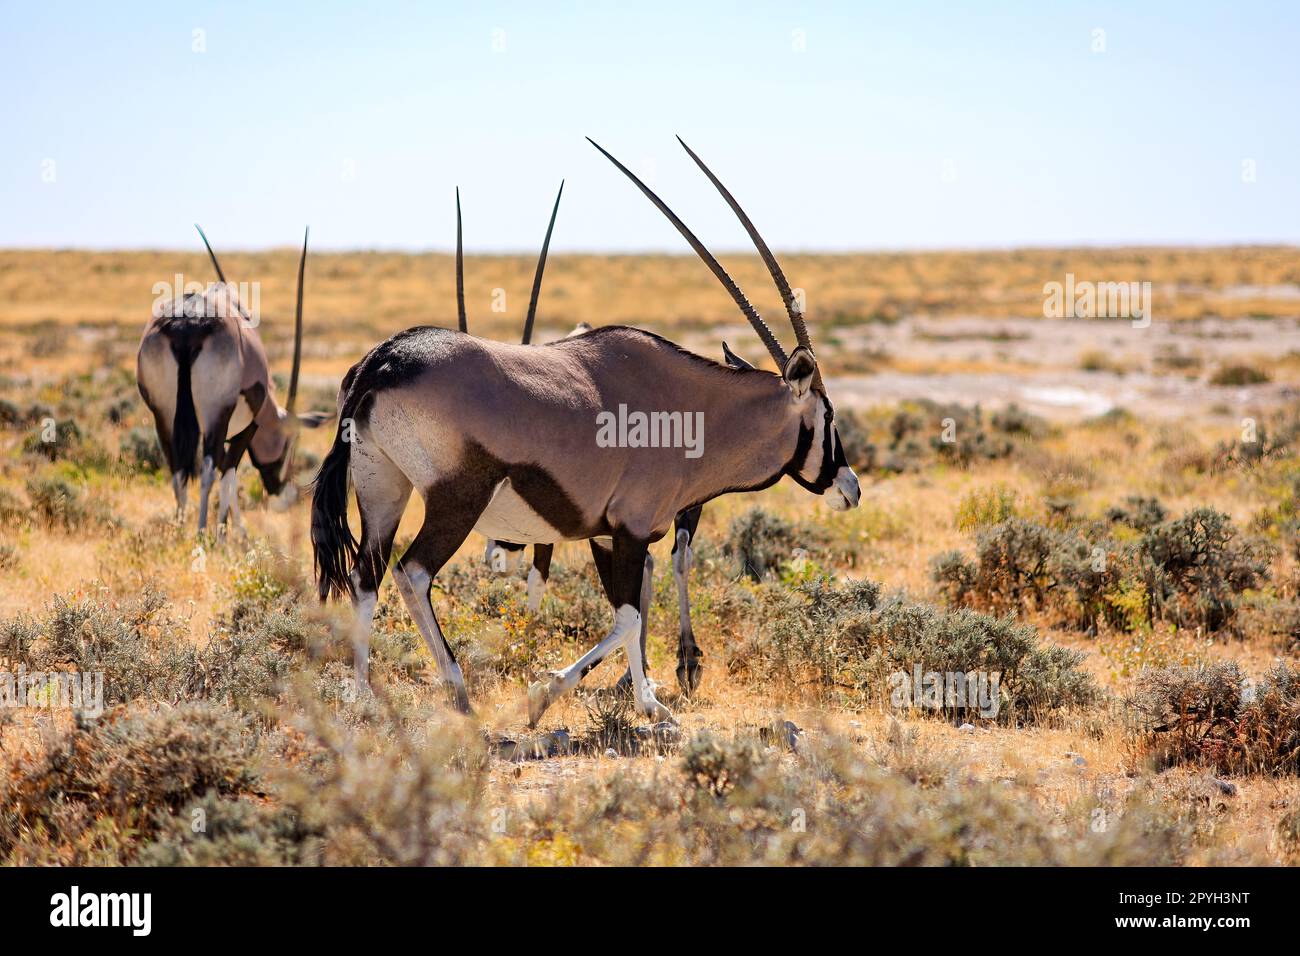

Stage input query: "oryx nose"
[{"left": 836, "top": 467, "right": 861, "bottom": 507}]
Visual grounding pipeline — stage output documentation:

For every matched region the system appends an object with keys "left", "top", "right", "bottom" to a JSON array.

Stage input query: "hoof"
[
  {"left": 527, "top": 678, "right": 556, "bottom": 728},
  {"left": 612, "top": 671, "right": 635, "bottom": 698},
  {"left": 676, "top": 660, "right": 703, "bottom": 695},
  {"left": 643, "top": 699, "right": 676, "bottom": 725},
  {"left": 676, "top": 646, "right": 704, "bottom": 694}
]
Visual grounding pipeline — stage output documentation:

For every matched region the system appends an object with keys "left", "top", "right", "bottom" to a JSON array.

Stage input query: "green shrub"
[
  {"left": 1137, "top": 508, "right": 1273, "bottom": 632},
  {"left": 741, "top": 578, "right": 1093, "bottom": 724},
  {"left": 119, "top": 426, "right": 166, "bottom": 473}
]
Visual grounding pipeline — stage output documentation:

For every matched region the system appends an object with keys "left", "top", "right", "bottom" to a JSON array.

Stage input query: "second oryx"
[{"left": 137, "top": 227, "right": 331, "bottom": 532}]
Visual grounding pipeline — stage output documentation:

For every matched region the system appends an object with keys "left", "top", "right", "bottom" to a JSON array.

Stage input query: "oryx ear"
[
  {"left": 721, "top": 341, "right": 755, "bottom": 371},
  {"left": 782, "top": 346, "right": 817, "bottom": 398},
  {"left": 297, "top": 410, "right": 334, "bottom": 429}
]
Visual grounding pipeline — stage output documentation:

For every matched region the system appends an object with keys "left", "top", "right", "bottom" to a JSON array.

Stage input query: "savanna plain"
[{"left": 1, "top": 246, "right": 1299, "bottom": 866}]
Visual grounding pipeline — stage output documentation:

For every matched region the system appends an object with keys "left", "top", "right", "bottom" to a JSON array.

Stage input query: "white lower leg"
[
  {"left": 392, "top": 563, "right": 470, "bottom": 711},
  {"left": 526, "top": 566, "right": 546, "bottom": 611},
  {"left": 623, "top": 603, "right": 672, "bottom": 723},
  {"left": 197, "top": 455, "right": 216, "bottom": 531},
  {"left": 217, "top": 468, "right": 240, "bottom": 529},
  {"left": 349, "top": 579, "right": 377, "bottom": 690},
  {"left": 528, "top": 604, "right": 640, "bottom": 727},
  {"left": 673, "top": 531, "right": 693, "bottom": 636},
  {"left": 172, "top": 472, "right": 187, "bottom": 516}
]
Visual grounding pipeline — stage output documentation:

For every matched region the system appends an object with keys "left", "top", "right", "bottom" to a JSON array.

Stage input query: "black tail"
[
  {"left": 310, "top": 373, "right": 366, "bottom": 602},
  {"left": 169, "top": 337, "right": 202, "bottom": 484}
]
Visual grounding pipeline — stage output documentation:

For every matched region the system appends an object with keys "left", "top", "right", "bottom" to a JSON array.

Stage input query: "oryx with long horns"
[
  {"left": 312, "top": 138, "right": 860, "bottom": 725},
  {"left": 465, "top": 183, "right": 713, "bottom": 694},
  {"left": 137, "top": 227, "right": 330, "bottom": 532}
]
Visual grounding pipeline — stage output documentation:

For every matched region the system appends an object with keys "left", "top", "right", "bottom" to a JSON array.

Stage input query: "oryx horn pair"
[
  {"left": 587, "top": 136, "right": 820, "bottom": 388},
  {"left": 454, "top": 183, "right": 565, "bottom": 345}
]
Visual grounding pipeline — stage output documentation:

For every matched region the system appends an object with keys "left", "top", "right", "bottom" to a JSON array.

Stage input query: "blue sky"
[{"left": 1, "top": 1, "right": 1296, "bottom": 251}]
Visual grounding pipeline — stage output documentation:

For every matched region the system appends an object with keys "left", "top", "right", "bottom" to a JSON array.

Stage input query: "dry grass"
[{"left": 1, "top": 248, "right": 1299, "bottom": 865}]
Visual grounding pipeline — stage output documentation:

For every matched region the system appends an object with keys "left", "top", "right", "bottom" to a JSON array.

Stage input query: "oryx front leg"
[
  {"left": 526, "top": 544, "right": 554, "bottom": 611},
  {"left": 527, "top": 603, "right": 643, "bottom": 728},
  {"left": 387, "top": 480, "right": 492, "bottom": 717},
  {"left": 673, "top": 525, "right": 703, "bottom": 693}
]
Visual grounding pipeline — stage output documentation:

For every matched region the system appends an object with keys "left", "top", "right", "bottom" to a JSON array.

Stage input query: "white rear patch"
[{"left": 472, "top": 479, "right": 566, "bottom": 544}]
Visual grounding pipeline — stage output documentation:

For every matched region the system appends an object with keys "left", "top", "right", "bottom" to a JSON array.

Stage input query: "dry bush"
[
  {"left": 0, "top": 702, "right": 260, "bottom": 864},
  {"left": 734, "top": 578, "right": 1094, "bottom": 724},
  {"left": 1133, "top": 662, "right": 1300, "bottom": 776}
]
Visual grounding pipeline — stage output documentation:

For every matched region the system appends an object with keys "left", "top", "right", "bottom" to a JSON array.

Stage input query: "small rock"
[
  {"left": 604, "top": 748, "right": 618, "bottom": 759},
  {"left": 1073, "top": 756, "right": 1087, "bottom": 768},
  {"left": 1214, "top": 778, "right": 1238, "bottom": 796},
  {"left": 958, "top": 723, "right": 975, "bottom": 733}
]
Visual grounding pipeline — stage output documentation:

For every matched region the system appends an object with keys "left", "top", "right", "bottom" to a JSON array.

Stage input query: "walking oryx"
[
  {"left": 311, "top": 137, "right": 860, "bottom": 726},
  {"left": 460, "top": 185, "right": 712, "bottom": 694},
  {"left": 137, "top": 227, "right": 331, "bottom": 532}
]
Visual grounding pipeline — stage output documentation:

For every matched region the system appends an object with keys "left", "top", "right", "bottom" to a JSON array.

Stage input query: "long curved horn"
[
  {"left": 194, "top": 223, "right": 227, "bottom": 284},
  {"left": 278, "top": 227, "right": 309, "bottom": 489},
  {"left": 286, "top": 226, "right": 308, "bottom": 415},
  {"left": 676, "top": 137, "right": 819, "bottom": 384},
  {"left": 455, "top": 188, "right": 467, "bottom": 333},
  {"left": 586, "top": 138, "right": 788, "bottom": 369},
  {"left": 522, "top": 180, "right": 564, "bottom": 345}
]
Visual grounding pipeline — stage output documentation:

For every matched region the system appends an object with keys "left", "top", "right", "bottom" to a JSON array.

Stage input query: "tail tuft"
[
  {"left": 170, "top": 339, "right": 202, "bottom": 484},
  {"left": 310, "top": 411, "right": 359, "bottom": 602}
]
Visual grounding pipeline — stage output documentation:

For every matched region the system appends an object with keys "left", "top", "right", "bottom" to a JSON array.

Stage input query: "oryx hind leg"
[
  {"left": 196, "top": 405, "right": 233, "bottom": 533},
  {"left": 389, "top": 476, "right": 498, "bottom": 716},
  {"left": 347, "top": 442, "right": 412, "bottom": 689},
  {"left": 216, "top": 421, "right": 258, "bottom": 534},
  {"left": 672, "top": 505, "right": 704, "bottom": 694}
]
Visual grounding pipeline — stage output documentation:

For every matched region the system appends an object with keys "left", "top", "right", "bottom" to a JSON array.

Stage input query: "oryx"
[
  {"left": 311, "top": 137, "right": 860, "bottom": 726},
  {"left": 459, "top": 182, "right": 711, "bottom": 694},
  {"left": 137, "top": 227, "right": 330, "bottom": 532}
]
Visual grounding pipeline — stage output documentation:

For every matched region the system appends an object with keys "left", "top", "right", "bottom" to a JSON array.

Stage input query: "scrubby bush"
[
  {"left": 0, "top": 702, "right": 260, "bottom": 864},
  {"left": 25, "top": 475, "right": 90, "bottom": 529},
  {"left": 934, "top": 506, "right": 1273, "bottom": 636},
  {"left": 1133, "top": 662, "right": 1300, "bottom": 776},
  {"left": 1209, "top": 363, "right": 1270, "bottom": 386},
  {"left": 738, "top": 578, "right": 1093, "bottom": 724},
  {"left": 1136, "top": 508, "right": 1273, "bottom": 633},
  {"left": 138, "top": 791, "right": 324, "bottom": 866},
  {"left": 1106, "top": 495, "right": 1168, "bottom": 531},
  {"left": 724, "top": 507, "right": 827, "bottom": 581},
  {"left": 119, "top": 425, "right": 166, "bottom": 473}
]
